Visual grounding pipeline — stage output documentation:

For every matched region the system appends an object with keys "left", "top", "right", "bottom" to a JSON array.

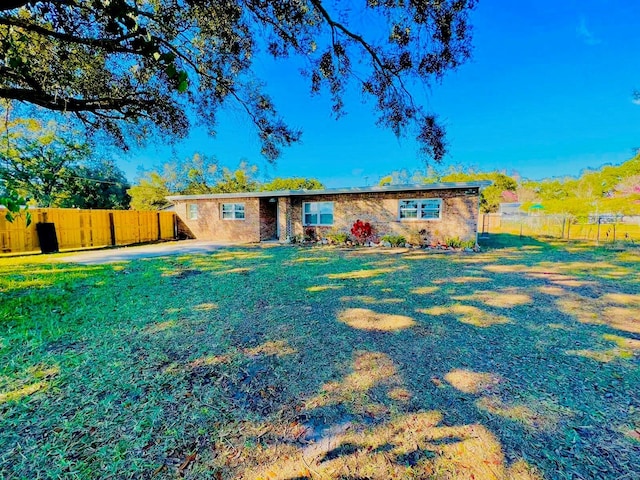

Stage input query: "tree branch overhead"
[{"left": 0, "top": 0, "right": 476, "bottom": 161}]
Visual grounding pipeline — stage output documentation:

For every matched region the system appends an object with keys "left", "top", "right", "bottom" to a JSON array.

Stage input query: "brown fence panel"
[
  {"left": 113, "top": 210, "right": 140, "bottom": 245},
  {"left": 0, "top": 212, "right": 38, "bottom": 253},
  {"left": 137, "top": 211, "right": 158, "bottom": 243},
  {"left": 0, "top": 208, "right": 176, "bottom": 254},
  {"left": 159, "top": 212, "right": 175, "bottom": 240}
]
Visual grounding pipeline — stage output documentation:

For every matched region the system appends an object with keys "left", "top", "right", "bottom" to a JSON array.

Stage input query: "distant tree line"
[
  {"left": 381, "top": 154, "right": 640, "bottom": 216},
  {"left": 127, "top": 155, "right": 324, "bottom": 210}
]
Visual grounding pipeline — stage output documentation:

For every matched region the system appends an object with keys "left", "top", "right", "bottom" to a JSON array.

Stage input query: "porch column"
[{"left": 277, "top": 197, "right": 291, "bottom": 242}]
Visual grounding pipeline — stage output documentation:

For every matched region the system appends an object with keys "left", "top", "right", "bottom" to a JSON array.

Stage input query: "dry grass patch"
[
  {"left": 188, "top": 354, "right": 231, "bottom": 368},
  {"left": 327, "top": 267, "right": 402, "bottom": 280},
  {"left": 0, "top": 381, "right": 49, "bottom": 404},
  {"left": 410, "top": 286, "right": 439, "bottom": 295},
  {"left": 215, "top": 267, "right": 251, "bottom": 275},
  {"left": 338, "top": 308, "right": 416, "bottom": 331},
  {"left": 444, "top": 369, "right": 500, "bottom": 394},
  {"left": 536, "top": 286, "right": 565, "bottom": 296},
  {"left": 603, "top": 333, "right": 640, "bottom": 351},
  {"left": 565, "top": 348, "right": 633, "bottom": 363},
  {"left": 245, "top": 340, "right": 297, "bottom": 358},
  {"left": 245, "top": 411, "right": 542, "bottom": 480},
  {"left": 453, "top": 289, "right": 532, "bottom": 308},
  {"left": 340, "top": 295, "right": 404, "bottom": 304},
  {"left": 306, "top": 352, "right": 402, "bottom": 415},
  {"left": 306, "top": 284, "right": 343, "bottom": 292},
  {"left": 420, "top": 305, "right": 511, "bottom": 328},
  {"left": 603, "top": 307, "right": 640, "bottom": 334},
  {"left": 476, "top": 396, "right": 564, "bottom": 431},
  {"left": 143, "top": 320, "right": 177, "bottom": 333},
  {"left": 602, "top": 293, "right": 640, "bottom": 306},
  {"left": 193, "top": 302, "right": 218, "bottom": 311}
]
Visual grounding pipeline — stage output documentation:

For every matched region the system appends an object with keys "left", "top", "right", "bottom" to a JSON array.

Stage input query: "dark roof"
[{"left": 166, "top": 181, "right": 492, "bottom": 201}]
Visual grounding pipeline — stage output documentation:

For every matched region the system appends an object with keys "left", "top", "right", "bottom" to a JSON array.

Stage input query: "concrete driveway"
[{"left": 57, "top": 240, "right": 235, "bottom": 265}]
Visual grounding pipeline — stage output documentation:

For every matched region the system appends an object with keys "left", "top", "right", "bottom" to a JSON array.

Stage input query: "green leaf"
[
  {"left": 165, "top": 64, "right": 177, "bottom": 78},
  {"left": 178, "top": 80, "right": 188, "bottom": 93}
]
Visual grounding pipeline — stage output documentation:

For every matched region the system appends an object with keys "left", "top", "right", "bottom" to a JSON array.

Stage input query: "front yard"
[{"left": 1, "top": 236, "right": 639, "bottom": 479}]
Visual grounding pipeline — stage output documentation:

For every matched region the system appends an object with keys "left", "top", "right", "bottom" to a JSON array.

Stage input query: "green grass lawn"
[{"left": 1, "top": 235, "right": 639, "bottom": 479}]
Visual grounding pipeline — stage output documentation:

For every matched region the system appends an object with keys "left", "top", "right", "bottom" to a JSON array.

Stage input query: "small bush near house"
[
  {"left": 444, "top": 237, "right": 463, "bottom": 248},
  {"left": 461, "top": 240, "right": 476, "bottom": 249},
  {"left": 351, "top": 220, "right": 373, "bottom": 245},
  {"left": 381, "top": 234, "right": 406, "bottom": 247},
  {"left": 326, "top": 231, "right": 349, "bottom": 244}
]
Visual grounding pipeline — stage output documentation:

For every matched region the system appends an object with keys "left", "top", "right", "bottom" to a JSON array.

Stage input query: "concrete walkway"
[{"left": 57, "top": 240, "right": 235, "bottom": 265}]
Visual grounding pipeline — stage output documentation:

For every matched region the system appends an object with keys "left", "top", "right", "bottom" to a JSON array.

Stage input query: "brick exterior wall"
[
  {"left": 172, "top": 197, "right": 261, "bottom": 242},
  {"left": 290, "top": 188, "right": 480, "bottom": 245},
  {"left": 172, "top": 187, "right": 480, "bottom": 245}
]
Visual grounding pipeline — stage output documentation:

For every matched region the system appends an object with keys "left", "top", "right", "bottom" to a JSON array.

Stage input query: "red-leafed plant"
[{"left": 351, "top": 220, "right": 373, "bottom": 245}]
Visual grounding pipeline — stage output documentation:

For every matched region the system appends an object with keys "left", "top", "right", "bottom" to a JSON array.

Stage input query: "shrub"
[
  {"left": 445, "top": 237, "right": 463, "bottom": 248},
  {"left": 461, "top": 240, "right": 476, "bottom": 249},
  {"left": 326, "top": 231, "right": 349, "bottom": 244},
  {"left": 381, "top": 234, "right": 406, "bottom": 247},
  {"left": 351, "top": 220, "right": 373, "bottom": 244}
]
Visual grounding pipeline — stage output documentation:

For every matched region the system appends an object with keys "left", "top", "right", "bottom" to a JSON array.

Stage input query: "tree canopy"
[
  {"left": 380, "top": 155, "right": 640, "bottom": 216},
  {"left": 128, "top": 156, "right": 324, "bottom": 210},
  {"left": 379, "top": 166, "right": 518, "bottom": 213},
  {"left": 0, "top": 0, "right": 476, "bottom": 161},
  {"left": 262, "top": 177, "right": 324, "bottom": 191},
  {"left": 520, "top": 155, "right": 640, "bottom": 216},
  {"left": 0, "top": 114, "right": 130, "bottom": 208}
]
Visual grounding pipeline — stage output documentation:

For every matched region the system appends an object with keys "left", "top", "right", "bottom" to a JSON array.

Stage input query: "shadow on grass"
[{"left": 1, "top": 241, "right": 639, "bottom": 479}]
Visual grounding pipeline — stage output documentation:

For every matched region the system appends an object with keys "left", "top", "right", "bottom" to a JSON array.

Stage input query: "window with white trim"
[
  {"left": 187, "top": 203, "right": 198, "bottom": 220},
  {"left": 221, "top": 203, "right": 245, "bottom": 220},
  {"left": 303, "top": 201, "right": 334, "bottom": 226},
  {"left": 399, "top": 199, "right": 442, "bottom": 220}
]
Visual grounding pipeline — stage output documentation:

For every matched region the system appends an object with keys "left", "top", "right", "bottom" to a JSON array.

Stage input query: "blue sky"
[{"left": 119, "top": 0, "right": 640, "bottom": 187}]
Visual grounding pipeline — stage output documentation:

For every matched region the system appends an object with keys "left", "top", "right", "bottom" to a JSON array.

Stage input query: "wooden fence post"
[
  {"left": 108, "top": 212, "right": 116, "bottom": 246},
  {"left": 157, "top": 212, "right": 162, "bottom": 240}
]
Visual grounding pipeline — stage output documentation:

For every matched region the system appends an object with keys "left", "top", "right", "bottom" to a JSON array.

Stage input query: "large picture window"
[
  {"left": 221, "top": 203, "right": 245, "bottom": 220},
  {"left": 303, "top": 202, "right": 334, "bottom": 226},
  {"left": 399, "top": 199, "right": 442, "bottom": 220}
]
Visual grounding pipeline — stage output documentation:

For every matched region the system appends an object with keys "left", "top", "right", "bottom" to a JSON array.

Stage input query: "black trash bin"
[{"left": 36, "top": 223, "right": 59, "bottom": 254}]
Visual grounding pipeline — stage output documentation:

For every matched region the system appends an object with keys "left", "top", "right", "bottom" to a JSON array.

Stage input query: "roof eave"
[{"left": 165, "top": 181, "right": 492, "bottom": 201}]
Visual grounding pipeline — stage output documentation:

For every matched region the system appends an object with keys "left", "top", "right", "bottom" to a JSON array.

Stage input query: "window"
[
  {"left": 221, "top": 203, "right": 245, "bottom": 220},
  {"left": 187, "top": 203, "right": 198, "bottom": 220},
  {"left": 303, "top": 201, "right": 334, "bottom": 226},
  {"left": 399, "top": 199, "right": 442, "bottom": 220}
]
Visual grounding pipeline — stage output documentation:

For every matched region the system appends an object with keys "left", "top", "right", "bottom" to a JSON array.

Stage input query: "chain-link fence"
[{"left": 479, "top": 214, "right": 640, "bottom": 244}]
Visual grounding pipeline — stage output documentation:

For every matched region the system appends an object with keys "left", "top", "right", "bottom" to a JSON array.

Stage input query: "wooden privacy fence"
[{"left": 0, "top": 208, "right": 177, "bottom": 254}]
